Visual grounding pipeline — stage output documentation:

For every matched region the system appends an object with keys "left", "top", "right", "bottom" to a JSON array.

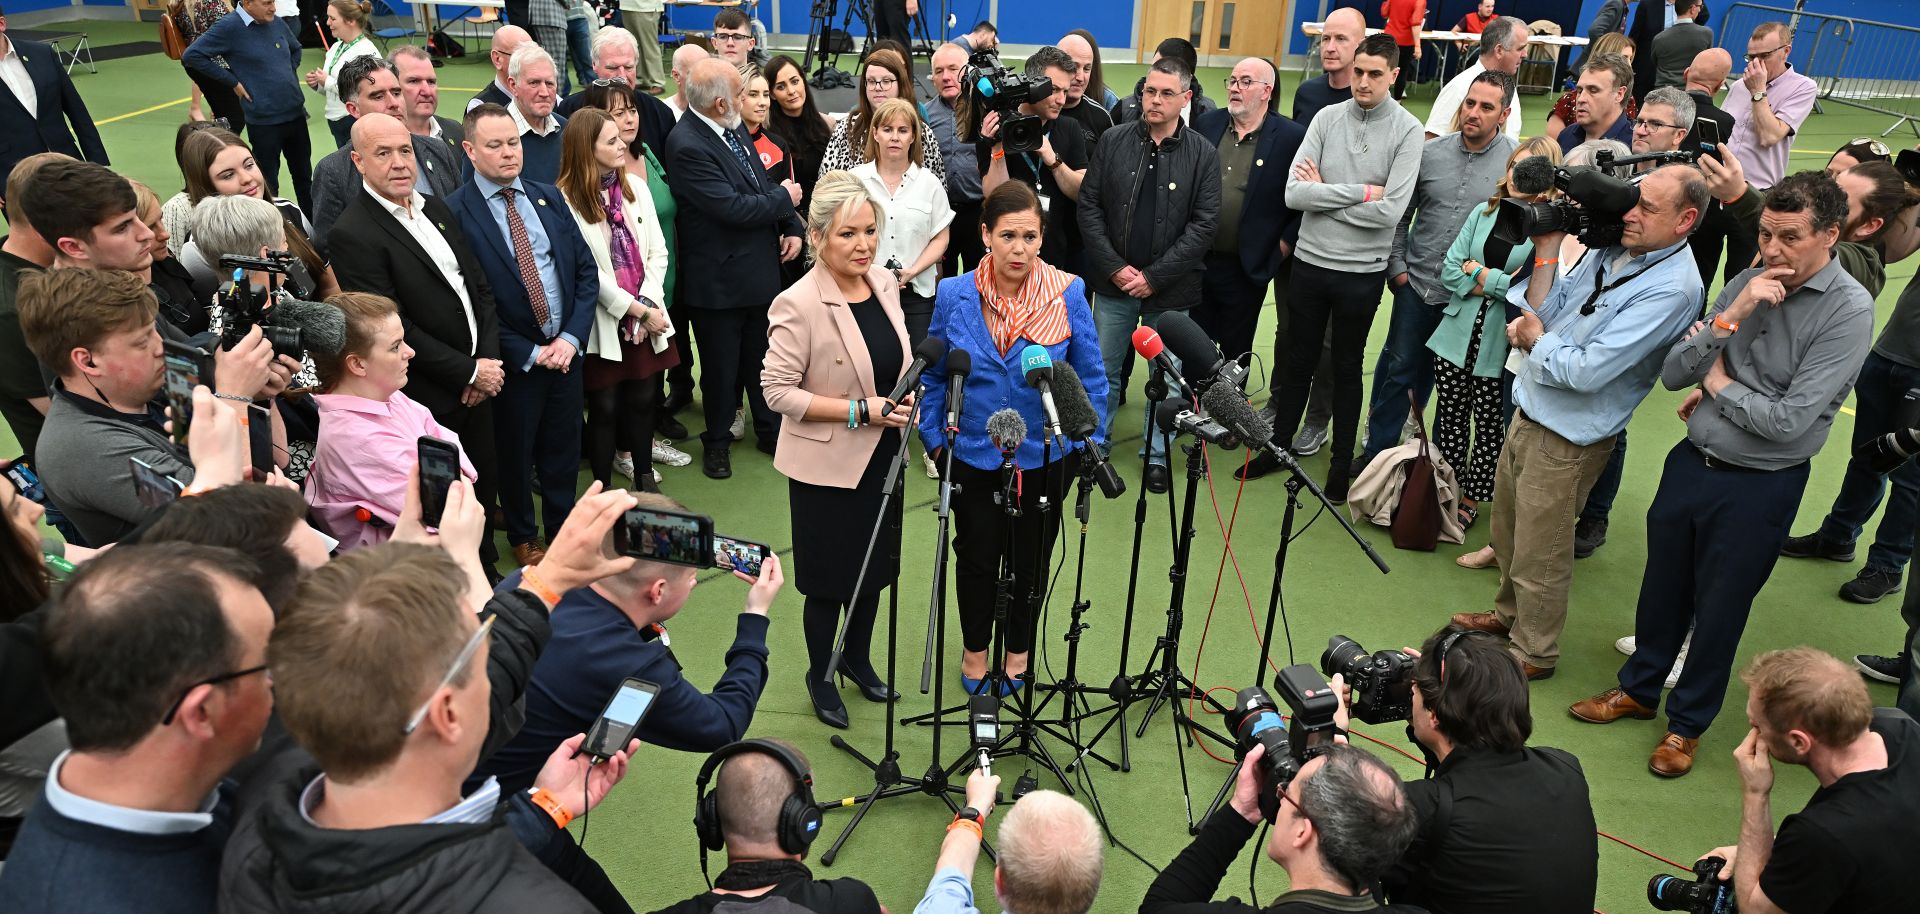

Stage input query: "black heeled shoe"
[
  {"left": 807, "top": 673, "right": 849, "bottom": 729},
  {"left": 843, "top": 666, "right": 900, "bottom": 703}
]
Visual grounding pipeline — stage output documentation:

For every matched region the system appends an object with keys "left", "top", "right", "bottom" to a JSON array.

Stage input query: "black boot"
[{"left": 806, "top": 670, "right": 849, "bottom": 729}]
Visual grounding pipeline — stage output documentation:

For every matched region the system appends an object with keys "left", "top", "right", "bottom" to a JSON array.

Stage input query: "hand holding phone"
[
  {"left": 612, "top": 505, "right": 715, "bottom": 565},
  {"left": 713, "top": 534, "right": 771, "bottom": 580},
  {"left": 580, "top": 678, "right": 659, "bottom": 762},
  {"left": 416, "top": 436, "right": 462, "bottom": 528},
  {"left": 163, "top": 342, "right": 208, "bottom": 447},
  {"left": 130, "top": 457, "right": 183, "bottom": 509}
]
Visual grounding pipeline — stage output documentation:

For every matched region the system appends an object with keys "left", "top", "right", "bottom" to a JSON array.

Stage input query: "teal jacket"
[{"left": 1428, "top": 202, "right": 1534, "bottom": 379}]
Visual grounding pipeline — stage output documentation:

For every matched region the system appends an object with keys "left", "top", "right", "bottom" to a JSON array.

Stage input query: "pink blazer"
[{"left": 762, "top": 263, "right": 912, "bottom": 489}]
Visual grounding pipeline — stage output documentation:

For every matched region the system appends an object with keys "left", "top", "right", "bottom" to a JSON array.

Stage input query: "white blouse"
[
  {"left": 317, "top": 35, "right": 381, "bottom": 122},
  {"left": 850, "top": 161, "right": 954, "bottom": 299}
]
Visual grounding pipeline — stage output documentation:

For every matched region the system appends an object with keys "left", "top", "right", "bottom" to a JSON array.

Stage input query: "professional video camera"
[
  {"left": 962, "top": 48, "right": 1054, "bottom": 155},
  {"left": 1647, "top": 857, "right": 1737, "bottom": 913},
  {"left": 1223, "top": 666, "right": 1340, "bottom": 821},
  {"left": 1321, "top": 635, "right": 1415, "bottom": 725},
  {"left": 216, "top": 251, "right": 319, "bottom": 359},
  {"left": 1491, "top": 146, "right": 1698, "bottom": 248}
]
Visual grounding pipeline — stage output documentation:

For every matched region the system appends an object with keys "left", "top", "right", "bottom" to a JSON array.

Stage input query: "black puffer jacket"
[{"left": 1076, "top": 118, "right": 1222, "bottom": 312}]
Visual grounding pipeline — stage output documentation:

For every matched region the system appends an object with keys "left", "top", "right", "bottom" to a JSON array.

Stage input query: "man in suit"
[
  {"left": 554, "top": 25, "right": 675, "bottom": 162},
  {"left": 0, "top": 8, "right": 107, "bottom": 201},
  {"left": 309, "top": 56, "right": 462, "bottom": 252},
  {"left": 392, "top": 44, "right": 465, "bottom": 152},
  {"left": 452, "top": 103, "right": 597, "bottom": 566},
  {"left": 468, "top": 25, "right": 531, "bottom": 113},
  {"left": 327, "top": 113, "right": 505, "bottom": 568},
  {"left": 665, "top": 58, "right": 804, "bottom": 479}
]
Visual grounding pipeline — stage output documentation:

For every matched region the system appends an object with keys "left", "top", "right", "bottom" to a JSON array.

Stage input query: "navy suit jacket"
[
  {"left": 0, "top": 39, "right": 108, "bottom": 192},
  {"left": 1192, "top": 108, "right": 1305, "bottom": 285},
  {"left": 664, "top": 112, "right": 804, "bottom": 311},
  {"left": 446, "top": 177, "right": 597, "bottom": 373}
]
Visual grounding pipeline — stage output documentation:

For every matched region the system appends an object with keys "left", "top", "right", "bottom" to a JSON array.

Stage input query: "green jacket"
[{"left": 1428, "top": 202, "right": 1534, "bottom": 378}]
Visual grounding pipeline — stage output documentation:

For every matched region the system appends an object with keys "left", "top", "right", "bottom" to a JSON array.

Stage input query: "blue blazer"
[
  {"left": 0, "top": 39, "right": 107, "bottom": 192},
  {"left": 446, "top": 177, "right": 598, "bottom": 373},
  {"left": 917, "top": 274, "right": 1110, "bottom": 473},
  {"left": 1192, "top": 108, "right": 1306, "bottom": 284}
]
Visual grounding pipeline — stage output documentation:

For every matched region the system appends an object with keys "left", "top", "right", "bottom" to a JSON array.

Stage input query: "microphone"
[
  {"left": 1510, "top": 154, "right": 1557, "bottom": 196},
  {"left": 1020, "top": 344, "right": 1062, "bottom": 439},
  {"left": 1054, "top": 363, "right": 1123, "bottom": 499},
  {"left": 1154, "top": 397, "right": 1234, "bottom": 446},
  {"left": 270, "top": 297, "right": 349, "bottom": 355},
  {"left": 882, "top": 336, "right": 946, "bottom": 416},
  {"left": 944, "top": 349, "right": 972, "bottom": 434},
  {"left": 1131, "top": 325, "right": 1196, "bottom": 402},
  {"left": 1156, "top": 312, "right": 1247, "bottom": 392},
  {"left": 986, "top": 408, "right": 1027, "bottom": 456}
]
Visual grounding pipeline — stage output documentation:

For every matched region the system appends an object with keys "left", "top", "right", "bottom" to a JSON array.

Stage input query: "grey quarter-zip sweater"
[{"left": 1284, "top": 93, "right": 1424, "bottom": 274}]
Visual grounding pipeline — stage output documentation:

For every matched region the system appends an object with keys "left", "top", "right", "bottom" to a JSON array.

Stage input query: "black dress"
[{"left": 787, "top": 294, "right": 904, "bottom": 600}]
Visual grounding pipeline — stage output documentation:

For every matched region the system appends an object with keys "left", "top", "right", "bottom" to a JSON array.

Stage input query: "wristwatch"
[
  {"left": 1751, "top": 89, "right": 1768, "bottom": 103},
  {"left": 954, "top": 806, "right": 986, "bottom": 827}
]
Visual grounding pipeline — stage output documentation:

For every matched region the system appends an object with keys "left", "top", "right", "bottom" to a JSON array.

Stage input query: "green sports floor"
[{"left": 16, "top": 20, "right": 1920, "bottom": 913}]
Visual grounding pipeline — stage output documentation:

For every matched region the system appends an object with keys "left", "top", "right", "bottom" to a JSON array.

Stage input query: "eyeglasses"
[
  {"left": 1225, "top": 76, "right": 1272, "bottom": 90},
  {"left": 590, "top": 77, "right": 631, "bottom": 88},
  {"left": 1277, "top": 783, "right": 1309, "bottom": 820},
  {"left": 865, "top": 77, "right": 898, "bottom": 89},
  {"left": 1142, "top": 86, "right": 1188, "bottom": 100},
  {"left": 1744, "top": 45, "right": 1785, "bottom": 61},
  {"left": 711, "top": 31, "right": 752, "bottom": 43},
  {"left": 1845, "top": 136, "right": 1892, "bottom": 157},
  {"left": 160, "top": 664, "right": 269, "bottom": 726},
  {"left": 402, "top": 614, "right": 495, "bottom": 735},
  {"left": 1631, "top": 117, "right": 1684, "bottom": 132}
]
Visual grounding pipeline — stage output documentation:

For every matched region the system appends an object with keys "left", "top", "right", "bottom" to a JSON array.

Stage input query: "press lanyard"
[{"left": 1578, "top": 244, "right": 1688, "bottom": 317}]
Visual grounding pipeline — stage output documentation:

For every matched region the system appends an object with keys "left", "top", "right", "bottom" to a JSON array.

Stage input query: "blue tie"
[{"left": 722, "top": 128, "right": 759, "bottom": 182}]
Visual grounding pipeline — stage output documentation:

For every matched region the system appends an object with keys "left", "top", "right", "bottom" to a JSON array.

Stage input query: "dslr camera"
[
  {"left": 962, "top": 48, "right": 1054, "bottom": 155},
  {"left": 1223, "top": 665, "right": 1340, "bottom": 822},
  {"left": 216, "top": 251, "right": 314, "bottom": 359},
  {"left": 1491, "top": 146, "right": 1696, "bottom": 249},
  {"left": 1647, "top": 857, "right": 1737, "bottom": 913},
  {"left": 1322, "top": 635, "right": 1415, "bottom": 725}
]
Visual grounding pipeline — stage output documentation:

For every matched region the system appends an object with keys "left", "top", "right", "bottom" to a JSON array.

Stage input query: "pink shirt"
[
  {"left": 303, "top": 390, "right": 477, "bottom": 552},
  {"left": 1722, "top": 64, "right": 1818, "bottom": 190}
]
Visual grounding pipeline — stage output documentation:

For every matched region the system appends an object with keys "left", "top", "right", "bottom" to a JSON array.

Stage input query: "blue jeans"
[
  {"left": 1817, "top": 352, "right": 1920, "bottom": 574},
  {"left": 1360, "top": 280, "right": 1441, "bottom": 460},
  {"left": 563, "top": 17, "right": 595, "bottom": 95},
  {"left": 1094, "top": 293, "right": 1177, "bottom": 468},
  {"left": 1579, "top": 430, "right": 1627, "bottom": 525}
]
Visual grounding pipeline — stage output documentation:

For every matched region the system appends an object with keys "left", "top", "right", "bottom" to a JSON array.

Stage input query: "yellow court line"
[{"left": 97, "top": 97, "right": 192, "bottom": 126}]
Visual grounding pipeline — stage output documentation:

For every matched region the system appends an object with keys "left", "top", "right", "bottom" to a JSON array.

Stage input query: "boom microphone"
[
  {"left": 1511, "top": 155, "right": 1556, "bottom": 196},
  {"left": 1156, "top": 312, "right": 1246, "bottom": 391},
  {"left": 1054, "top": 362, "right": 1124, "bottom": 499},
  {"left": 944, "top": 349, "right": 972, "bottom": 433},
  {"left": 1020, "top": 344, "right": 1063, "bottom": 439},
  {"left": 270, "top": 297, "right": 348, "bottom": 355},
  {"left": 882, "top": 336, "right": 946, "bottom": 416},
  {"left": 1200, "top": 384, "right": 1274, "bottom": 445}
]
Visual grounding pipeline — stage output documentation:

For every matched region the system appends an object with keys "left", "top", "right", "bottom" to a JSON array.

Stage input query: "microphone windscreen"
[
  {"left": 1052, "top": 362, "right": 1100, "bottom": 441},
  {"left": 947, "top": 348, "right": 972, "bottom": 377},
  {"left": 1511, "top": 155, "right": 1556, "bottom": 196},
  {"left": 1155, "top": 312, "right": 1221, "bottom": 374},
  {"left": 1131, "top": 325, "right": 1164, "bottom": 359},
  {"left": 1154, "top": 397, "right": 1191, "bottom": 434},
  {"left": 913, "top": 335, "right": 947, "bottom": 365},
  {"left": 1020, "top": 344, "right": 1054, "bottom": 386},
  {"left": 986, "top": 408, "right": 1027, "bottom": 451},
  {"left": 273, "top": 298, "right": 348, "bottom": 355},
  {"left": 1201, "top": 384, "right": 1272, "bottom": 443}
]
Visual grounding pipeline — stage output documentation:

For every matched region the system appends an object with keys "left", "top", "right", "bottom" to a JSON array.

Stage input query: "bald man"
[
  {"left": 1057, "top": 32, "right": 1115, "bottom": 143},
  {"left": 664, "top": 43, "right": 714, "bottom": 119},
  {"left": 470, "top": 25, "right": 532, "bottom": 113},
  {"left": 1683, "top": 48, "right": 1736, "bottom": 151}
]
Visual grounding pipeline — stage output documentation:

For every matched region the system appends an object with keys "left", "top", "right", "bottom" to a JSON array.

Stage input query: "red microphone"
[{"left": 1132, "top": 325, "right": 1193, "bottom": 401}]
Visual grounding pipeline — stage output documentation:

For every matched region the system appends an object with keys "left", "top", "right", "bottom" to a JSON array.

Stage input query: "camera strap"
[{"left": 1579, "top": 244, "right": 1688, "bottom": 316}]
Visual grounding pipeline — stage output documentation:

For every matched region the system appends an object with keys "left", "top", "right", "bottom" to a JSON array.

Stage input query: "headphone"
[{"left": 692, "top": 739, "right": 823, "bottom": 879}]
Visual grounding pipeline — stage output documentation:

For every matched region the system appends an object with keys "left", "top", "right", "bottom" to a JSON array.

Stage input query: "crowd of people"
[{"left": 0, "top": 0, "right": 1915, "bottom": 911}]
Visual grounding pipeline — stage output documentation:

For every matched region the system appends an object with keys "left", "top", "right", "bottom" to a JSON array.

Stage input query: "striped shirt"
[{"left": 974, "top": 256, "right": 1072, "bottom": 355}]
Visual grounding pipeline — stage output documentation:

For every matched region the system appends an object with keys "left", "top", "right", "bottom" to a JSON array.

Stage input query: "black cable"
[
  {"left": 579, "top": 769, "right": 591, "bottom": 848},
  {"left": 1248, "top": 820, "right": 1271, "bottom": 906}
]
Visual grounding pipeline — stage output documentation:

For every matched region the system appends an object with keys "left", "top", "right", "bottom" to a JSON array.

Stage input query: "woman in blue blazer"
[{"left": 917, "top": 182, "right": 1109, "bottom": 694}]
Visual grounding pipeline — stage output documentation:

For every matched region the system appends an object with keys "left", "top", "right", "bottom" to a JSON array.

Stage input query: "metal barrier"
[{"left": 1717, "top": 2, "right": 1920, "bottom": 137}]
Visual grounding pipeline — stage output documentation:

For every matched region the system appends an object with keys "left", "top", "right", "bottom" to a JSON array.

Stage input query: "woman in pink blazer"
[{"left": 762, "top": 170, "right": 915, "bottom": 729}]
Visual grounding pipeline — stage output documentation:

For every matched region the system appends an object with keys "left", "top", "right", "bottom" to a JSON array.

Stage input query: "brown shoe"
[
  {"left": 1522, "top": 661, "right": 1555, "bottom": 681},
  {"left": 1450, "top": 611, "right": 1511, "bottom": 636},
  {"left": 1649, "top": 732, "right": 1700, "bottom": 778},
  {"left": 1568, "top": 687, "right": 1658, "bottom": 724},
  {"left": 511, "top": 541, "right": 547, "bottom": 567}
]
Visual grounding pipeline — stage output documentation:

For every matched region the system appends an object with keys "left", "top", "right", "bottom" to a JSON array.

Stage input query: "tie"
[
  {"left": 498, "top": 186, "right": 552, "bottom": 328},
  {"left": 722, "top": 128, "right": 759, "bottom": 182}
]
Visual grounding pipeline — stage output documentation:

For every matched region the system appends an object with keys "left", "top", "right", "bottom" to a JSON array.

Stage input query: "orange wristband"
[
  {"left": 519, "top": 566, "right": 561, "bottom": 609},
  {"left": 947, "top": 818, "right": 983, "bottom": 840},
  {"left": 1534, "top": 257, "right": 1558, "bottom": 268},
  {"left": 991, "top": 148, "right": 1006, "bottom": 160},
  {"left": 527, "top": 787, "right": 573, "bottom": 829}
]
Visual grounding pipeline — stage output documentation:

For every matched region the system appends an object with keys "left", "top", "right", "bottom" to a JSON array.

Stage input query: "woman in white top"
[
  {"left": 850, "top": 98, "right": 952, "bottom": 347},
  {"left": 557, "top": 107, "right": 678, "bottom": 492},
  {"left": 305, "top": 0, "right": 381, "bottom": 149}
]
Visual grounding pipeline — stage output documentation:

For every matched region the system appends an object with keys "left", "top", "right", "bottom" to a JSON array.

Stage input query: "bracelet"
[
  {"left": 848, "top": 399, "right": 859, "bottom": 429},
  {"left": 519, "top": 566, "right": 562, "bottom": 609},
  {"left": 526, "top": 787, "right": 573, "bottom": 829},
  {"left": 213, "top": 392, "right": 253, "bottom": 404},
  {"left": 1534, "top": 257, "right": 1558, "bottom": 268},
  {"left": 947, "top": 818, "right": 984, "bottom": 841},
  {"left": 990, "top": 148, "right": 1006, "bottom": 160},
  {"left": 1362, "top": 186, "right": 1372, "bottom": 203},
  {"left": 857, "top": 399, "right": 870, "bottom": 426}
]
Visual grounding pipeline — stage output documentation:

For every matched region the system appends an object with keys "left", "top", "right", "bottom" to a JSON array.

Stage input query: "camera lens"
[{"left": 1321, "top": 635, "right": 1369, "bottom": 681}]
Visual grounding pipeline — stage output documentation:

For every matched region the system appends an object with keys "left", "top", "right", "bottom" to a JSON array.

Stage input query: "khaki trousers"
[{"left": 1490, "top": 411, "right": 1616, "bottom": 667}]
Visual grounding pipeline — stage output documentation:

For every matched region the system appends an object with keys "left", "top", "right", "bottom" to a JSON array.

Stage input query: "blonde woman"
[
  {"left": 850, "top": 98, "right": 952, "bottom": 346},
  {"left": 304, "top": 0, "right": 380, "bottom": 148}
]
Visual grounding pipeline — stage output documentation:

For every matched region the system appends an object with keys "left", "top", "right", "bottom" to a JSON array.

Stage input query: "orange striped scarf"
[{"left": 974, "top": 256, "right": 1074, "bottom": 356}]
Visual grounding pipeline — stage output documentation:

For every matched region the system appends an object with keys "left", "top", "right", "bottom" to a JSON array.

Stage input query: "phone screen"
[
  {"left": 418, "top": 437, "right": 461, "bottom": 528},
  {"left": 713, "top": 534, "right": 769, "bottom": 579},
  {"left": 163, "top": 343, "right": 206, "bottom": 447},
  {"left": 1692, "top": 117, "right": 1722, "bottom": 163},
  {"left": 130, "top": 457, "right": 182, "bottom": 509},
  {"left": 5, "top": 458, "right": 43, "bottom": 504},
  {"left": 586, "top": 678, "right": 659, "bottom": 760},
  {"left": 615, "top": 507, "right": 713, "bottom": 566}
]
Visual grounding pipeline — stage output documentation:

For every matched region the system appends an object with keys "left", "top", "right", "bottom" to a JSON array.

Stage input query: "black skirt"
[{"left": 788, "top": 427, "right": 903, "bottom": 600}]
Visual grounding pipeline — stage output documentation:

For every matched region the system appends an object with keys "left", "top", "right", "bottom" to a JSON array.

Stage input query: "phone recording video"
[
  {"left": 713, "top": 535, "right": 770, "bottom": 580},
  {"left": 612, "top": 506, "right": 714, "bottom": 565},
  {"left": 130, "top": 457, "right": 182, "bottom": 509},
  {"left": 417, "top": 437, "right": 462, "bottom": 528},
  {"left": 5, "top": 457, "right": 43, "bottom": 504},
  {"left": 582, "top": 678, "right": 660, "bottom": 762},
  {"left": 162, "top": 342, "right": 208, "bottom": 447},
  {"left": 1690, "top": 117, "right": 1722, "bottom": 164}
]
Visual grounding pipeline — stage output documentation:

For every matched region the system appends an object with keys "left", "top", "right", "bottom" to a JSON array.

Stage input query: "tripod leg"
[{"left": 820, "top": 781, "right": 885, "bottom": 866}]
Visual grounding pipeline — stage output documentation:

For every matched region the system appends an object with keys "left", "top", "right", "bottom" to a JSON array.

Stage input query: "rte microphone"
[
  {"left": 1020, "top": 344, "right": 1063, "bottom": 439},
  {"left": 944, "top": 349, "right": 972, "bottom": 433},
  {"left": 882, "top": 336, "right": 946, "bottom": 416},
  {"left": 1131, "top": 325, "right": 1196, "bottom": 402}
]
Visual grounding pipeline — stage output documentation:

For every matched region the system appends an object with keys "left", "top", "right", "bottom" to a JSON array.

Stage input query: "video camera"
[
  {"left": 962, "top": 48, "right": 1054, "bottom": 155},
  {"left": 1223, "top": 666, "right": 1340, "bottom": 822},
  {"left": 1322, "top": 635, "right": 1415, "bottom": 725},
  {"left": 1647, "top": 857, "right": 1737, "bottom": 913},
  {"left": 1491, "top": 147, "right": 1699, "bottom": 249},
  {"left": 1897, "top": 147, "right": 1920, "bottom": 187},
  {"left": 216, "top": 251, "right": 316, "bottom": 359}
]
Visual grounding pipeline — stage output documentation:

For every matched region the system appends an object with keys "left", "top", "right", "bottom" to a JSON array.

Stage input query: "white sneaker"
[
  {"left": 729, "top": 408, "right": 746, "bottom": 441},
  {"left": 613, "top": 453, "right": 636, "bottom": 482},
  {"left": 1614, "top": 634, "right": 1689, "bottom": 689},
  {"left": 923, "top": 451, "right": 940, "bottom": 478},
  {"left": 652, "top": 438, "right": 692, "bottom": 467},
  {"left": 652, "top": 468, "right": 662, "bottom": 485}
]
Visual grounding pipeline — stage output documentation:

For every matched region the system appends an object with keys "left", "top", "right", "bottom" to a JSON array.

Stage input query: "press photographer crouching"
[{"left": 1685, "top": 648, "right": 1920, "bottom": 913}]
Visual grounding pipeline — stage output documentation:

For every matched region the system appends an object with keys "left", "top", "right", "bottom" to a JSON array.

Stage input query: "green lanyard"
[{"left": 326, "top": 34, "right": 364, "bottom": 72}]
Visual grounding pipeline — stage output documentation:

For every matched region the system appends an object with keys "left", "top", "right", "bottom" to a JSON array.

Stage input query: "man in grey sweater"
[{"left": 1241, "top": 32, "right": 1423, "bottom": 502}]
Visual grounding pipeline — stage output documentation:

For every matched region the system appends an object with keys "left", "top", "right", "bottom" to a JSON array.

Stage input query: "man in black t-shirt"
[
  {"left": 975, "top": 46, "right": 1089, "bottom": 276},
  {"left": 649, "top": 740, "right": 881, "bottom": 914},
  {"left": 1696, "top": 648, "right": 1920, "bottom": 914}
]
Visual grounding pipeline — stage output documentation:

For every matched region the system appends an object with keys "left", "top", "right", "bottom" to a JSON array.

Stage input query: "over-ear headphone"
[{"left": 692, "top": 739, "right": 823, "bottom": 878}]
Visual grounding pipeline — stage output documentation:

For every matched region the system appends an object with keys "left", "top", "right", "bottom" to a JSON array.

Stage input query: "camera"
[
  {"left": 1321, "top": 635, "right": 1415, "bottom": 725},
  {"left": 1897, "top": 147, "right": 1919, "bottom": 187},
  {"left": 1647, "top": 857, "right": 1737, "bottom": 913},
  {"left": 962, "top": 49, "right": 1054, "bottom": 155},
  {"left": 1223, "top": 666, "right": 1339, "bottom": 821},
  {"left": 216, "top": 251, "right": 312, "bottom": 359},
  {"left": 1490, "top": 148, "right": 1694, "bottom": 249}
]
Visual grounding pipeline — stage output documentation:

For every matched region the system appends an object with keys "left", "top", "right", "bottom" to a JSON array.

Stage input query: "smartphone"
[
  {"left": 4, "top": 457, "right": 43, "bottom": 504},
  {"left": 581, "top": 678, "right": 660, "bottom": 762},
  {"left": 1692, "top": 117, "right": 1722, "bottom": 164},
  {"left": 130, "top": 457, "right": 182, "bottom": 509},
  {"left": 162, "top": 341, "right": 209, "bottom": 447},
  {"left": 417, "top": 436, "right": 462, "bottom": 528},
  {"left": 712, "top": 534, "right": 770, "bottom": 580},
  {"left": 611, "top": 505, "right": 715, "bottom": 566}
]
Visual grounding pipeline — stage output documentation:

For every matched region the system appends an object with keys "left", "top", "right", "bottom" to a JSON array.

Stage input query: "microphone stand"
[
  {"left": 1097, "top": 361, "right": 1169, "bottom": 771},
  {"left": 818, "top": 387, "right": 971, "bottom": 865}
]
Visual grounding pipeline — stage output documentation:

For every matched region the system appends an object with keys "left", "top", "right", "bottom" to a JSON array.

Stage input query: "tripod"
[
  {"left": 801, "top": 0, "right": 866, "bottom": 85},
  {"left": 818, "top": 388, "right": 969, "bottom": 865}
]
